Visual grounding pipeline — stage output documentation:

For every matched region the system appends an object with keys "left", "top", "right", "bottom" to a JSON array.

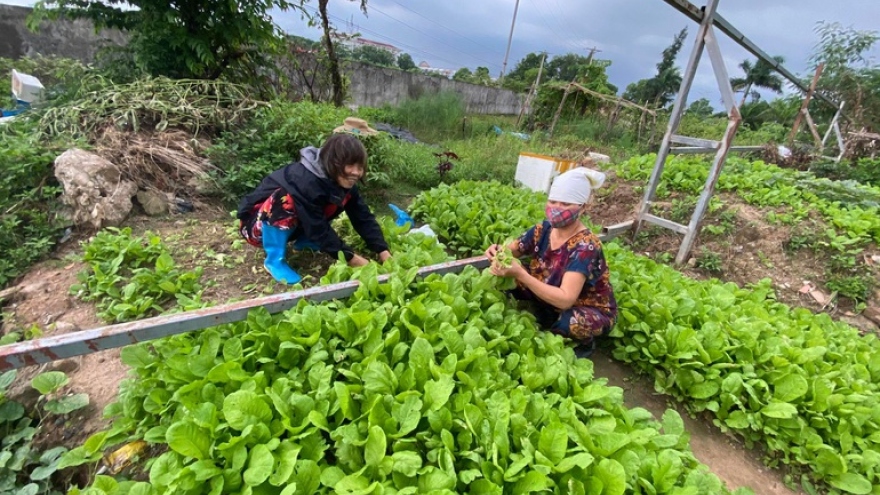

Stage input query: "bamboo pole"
[
  {"left": 516, "top": 53, "right": 546, "bottom": 127},
  {"left": 549, "top": 83, "right": 572, "bottom": 137},
  {"left": 788, "top": 63, "right": 824, "bottom": 146}
]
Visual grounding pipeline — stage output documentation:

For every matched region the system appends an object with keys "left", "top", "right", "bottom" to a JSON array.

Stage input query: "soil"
[
  {"left": 1, "top": 173, "right": 878, "bottom": 493},
  {"left": 592, "top": 349, "right": 801, "bottom": 494}
]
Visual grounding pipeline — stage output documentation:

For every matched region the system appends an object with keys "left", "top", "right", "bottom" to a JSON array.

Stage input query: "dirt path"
[{"left": 591, "top": 349, "right": 800, "bottom": 495}]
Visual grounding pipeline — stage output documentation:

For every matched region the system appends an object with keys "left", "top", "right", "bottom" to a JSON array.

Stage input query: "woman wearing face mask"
[
  {"left": 484, "top": 167, "right": 617, "bottom": 356},
  {"left": 236, "top": 132, "right": 392, "bottom": 284}
]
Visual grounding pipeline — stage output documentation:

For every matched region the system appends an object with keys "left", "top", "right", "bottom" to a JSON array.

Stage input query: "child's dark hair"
[{"left": 321, "top": 133, "right": 368, "bottom": 180}]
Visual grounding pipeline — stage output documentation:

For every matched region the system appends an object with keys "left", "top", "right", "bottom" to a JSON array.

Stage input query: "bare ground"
[
  {"left": 592, "top": 349, "right": 800, "bottom": 494},
  {"left": 1, "top": 174, "right": 879, "bottom": 493}
]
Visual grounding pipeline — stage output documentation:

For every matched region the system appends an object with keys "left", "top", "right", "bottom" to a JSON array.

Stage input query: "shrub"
[
  {"left": 0, "top": 117, "right": 73, "bottom": 287},
  {"left": 381, "top": 91, "right": 466, "bottom": 143},
  {"left": 207, "top": 100, "right": 350, "bottom": 203}
]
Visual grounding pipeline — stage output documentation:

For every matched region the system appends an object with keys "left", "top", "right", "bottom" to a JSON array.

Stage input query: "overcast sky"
[
  {"left": 274, "top": 0, "right": 880, "bottom": 103},
  {"left": 4, "top": 0, "right": 879, "bottom": 103}
]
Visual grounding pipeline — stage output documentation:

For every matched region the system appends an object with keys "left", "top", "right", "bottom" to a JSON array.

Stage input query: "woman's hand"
[
  {"left": 484, "top": 244, "right": 499, "bottom": 260},
  {"left": 348, "top": 254, "right": 369, "bottom": 267},
  {"left": 490, "top": 258, "right": 526, "bottom": 279},
  {"left": 378, "top": 250, "right": 392, "bottom": 263}
]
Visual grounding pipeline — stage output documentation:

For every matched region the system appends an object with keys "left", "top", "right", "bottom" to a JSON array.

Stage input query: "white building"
[
  {"left": 334, "top": 35, "right": 401, "bottom": 57},
  {"left": 418, "top": 61, "right": 452, "bottom": 78}
]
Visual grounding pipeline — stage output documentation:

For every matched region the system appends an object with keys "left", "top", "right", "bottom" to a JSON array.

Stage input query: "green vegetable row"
[
  {"left": 415, "top": 180, "right": 880, "bottom": 495},
  {"left": 613, "top": 154, "right": 880, "bottom": 247},
  {"left": 67, "top": 220, "right": 735, "bottom": 494}
]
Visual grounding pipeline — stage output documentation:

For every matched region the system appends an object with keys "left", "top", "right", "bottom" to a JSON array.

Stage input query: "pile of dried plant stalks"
[
  {"left": 38, "top": 77, "right": 265, "bottom": 195},
  {"left": 759, "top": 143, "right": 816, "bottom": 170},
  {"left": 846, "top": 131, "right": 880, "bottom": 160},
  {"left": 39, "top": 77, "right": 265, "bottom": 141},
  {"left": 96, "top": 129, "right": 219, "bottom": 195}
]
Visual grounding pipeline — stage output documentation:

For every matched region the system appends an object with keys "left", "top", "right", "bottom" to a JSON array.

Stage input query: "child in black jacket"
[{"left": 236, "top": 133, "right": 391, "bottom": 284}]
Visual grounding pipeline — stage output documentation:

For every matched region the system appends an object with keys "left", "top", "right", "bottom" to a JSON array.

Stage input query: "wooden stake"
[
  {"left": 637, "top": 107, "right": 648, "bottom": 143},
  {"left": 606, "top": 101, "right": 623, "bottom": 133},
  {"left": 803, "top": 110, "right": 823, "bottom": 149},
  {"left": 517, "top": 53, "right": 545, "bottom": 127},
  {"left": 788, "top": 63, "right": 824, "bottom": 145},
  {"left": 549, "top": 83, "right": 572, "bottom": 137}
]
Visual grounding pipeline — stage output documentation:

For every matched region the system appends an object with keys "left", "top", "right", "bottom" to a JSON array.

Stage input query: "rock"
[
  {"left": 588, "top": 152, "right": 611, "bottom": 164},
  {"left": 186, "top": 175, "right": 221, "bottom": 196},
  {"left": 136, "top": 190, "right": 170, "bottom": 216},
  {"left": 17, "top": 278, "right": 50, "bottom": 298},
  {"left": 840, "top": 315, "right": 879, "bottom": 334},
  {"left": 0, "top": 286, "right": 21, "bottom": 303},
  {"left": 52, "top": 321, "right": 80, "bottom": 334},
  {"left": 864, "top": 306, "right": 880, "bottom": 326},
  {"left": 54, "top": 149, "right": 138, "bottom": 229}
]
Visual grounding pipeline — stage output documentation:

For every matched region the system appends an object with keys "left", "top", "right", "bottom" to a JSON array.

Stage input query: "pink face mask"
[{"left": 545, "top": 205, "right": 581, "bottom": 228}]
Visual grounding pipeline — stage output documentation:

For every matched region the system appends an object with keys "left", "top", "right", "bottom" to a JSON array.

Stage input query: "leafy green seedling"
[{"left": 491, "top": 242, "right": 518, "bottom": 291}]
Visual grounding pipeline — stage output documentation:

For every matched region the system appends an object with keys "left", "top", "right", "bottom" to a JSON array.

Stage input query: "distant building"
[
  {"left": 334, "top": 34, "right": 401, "bottom": 57},
  {"left": 418, "top": 61, "right": 452, "bottom": 78}
]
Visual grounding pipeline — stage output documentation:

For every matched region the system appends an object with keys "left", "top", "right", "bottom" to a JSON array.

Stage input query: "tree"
[
  {"left": 397, "top": 53, "right": 416, "bottom": 71},
  {"left": 623, "top": 27, "right": 688, "bottom": 107},
  {"left": 532, "top": 60, "right": 617, "bottom": 122},
  {"left": 739, "top": 100, "right": 773, "bottom": 130},
  {"left": 809, "top": 21, "right": 880, "bottom": 131},
  {"left": 351, "top": 45, "right": 396, "bottom": 67},
  {"left": 288, "top": 34, "right": 321, "bottom": 51},
  {"left": 507, "top": 52, "right": 544, "bottom": 81},
  {"left": 687, "top": 98, "right": 715, "bottom": 118},
  {"left": 317, "top": 0, "right": 368, "bottom": 107},
  {"left": 453, "top": 68, "right": 474, "bottom": 83},
  {"left": 29, "top": 0, "right": 307, "bottom": 81},
  {"left": 545, "top": 53, "right": 593, "bottom": 83},
  {"left": 473, "top": 67, "right": 492, "bottom": 86},
  {"left": 730, "top": 56, "right": 785, "bottom": 107},
  {"left": 502, "top": 52, "right": 544, "bottom": 91}
]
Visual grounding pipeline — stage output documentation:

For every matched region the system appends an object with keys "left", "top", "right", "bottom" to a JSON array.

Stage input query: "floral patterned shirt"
[{"left": 516, "top": 221, "right": 617, "bottom": 318}]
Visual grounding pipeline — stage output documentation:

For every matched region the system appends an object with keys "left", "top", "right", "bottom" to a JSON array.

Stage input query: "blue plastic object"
[
  {"left": 261, "top": 222, "right": 302, "bottom": 284},
  {"left": 491, "top": 125, "right": 530, "bottom": 141},
  {"left": 388, "top": 204, "right": 414, "bottom": 228}
]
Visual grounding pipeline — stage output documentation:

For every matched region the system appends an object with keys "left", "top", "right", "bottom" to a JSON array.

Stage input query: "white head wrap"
[{"left": 548, "top": 167, "right": 606, "bottom": 205}]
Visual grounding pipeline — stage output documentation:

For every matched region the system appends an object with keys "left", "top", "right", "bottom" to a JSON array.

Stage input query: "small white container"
[
  {"left": 514, "top": 152, "right": 580, "bottom": 193},
  {"left": 11, "top": 69, "right": 44, "bottom": 104}
]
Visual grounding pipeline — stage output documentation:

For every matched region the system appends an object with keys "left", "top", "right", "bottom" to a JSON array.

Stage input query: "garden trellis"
[{"left": 618, "top": 0, "right": 850, "bottom": 264}]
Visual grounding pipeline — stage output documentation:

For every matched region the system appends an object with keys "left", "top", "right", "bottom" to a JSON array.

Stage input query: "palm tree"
[{"left": 730, "top": 56, "right": 786, "bottom": 107}]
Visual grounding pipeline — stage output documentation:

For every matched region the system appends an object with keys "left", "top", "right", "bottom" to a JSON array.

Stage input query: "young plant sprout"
[{"left": 491, "top": 241, "right": 517, "bottom": 290}]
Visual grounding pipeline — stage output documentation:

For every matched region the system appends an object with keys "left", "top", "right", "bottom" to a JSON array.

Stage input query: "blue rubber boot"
[
  {"left": 388, "top": 203, "right": 414, "bottom": 228},
  {"left": 292, "top": 237, "right": 320, "bottom": 252},
  {"left": 261, "top": 222, "right": 302, "bottom": 284}
]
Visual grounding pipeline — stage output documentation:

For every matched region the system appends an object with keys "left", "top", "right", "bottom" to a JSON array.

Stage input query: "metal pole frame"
[
  {"left": 676, "top": 23, "right": 742, "bottom": 264},
  {"left": 662, "top": 0, "right": 840, "bottom": 114},
  {"left": 634, "top": 0, "right": 745, "bottom": 264},
  {"left": 0, "top": 223, "right": 626, "bottom": 371},
  {"left": 0, "top": 257, "right": 490, "bottom": 371},
  {"left": 821, "top": 101, "right": 847, "bottom": 162},
  {"left": 634, "top": 0, "right": 716, "bottom": 234}
]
